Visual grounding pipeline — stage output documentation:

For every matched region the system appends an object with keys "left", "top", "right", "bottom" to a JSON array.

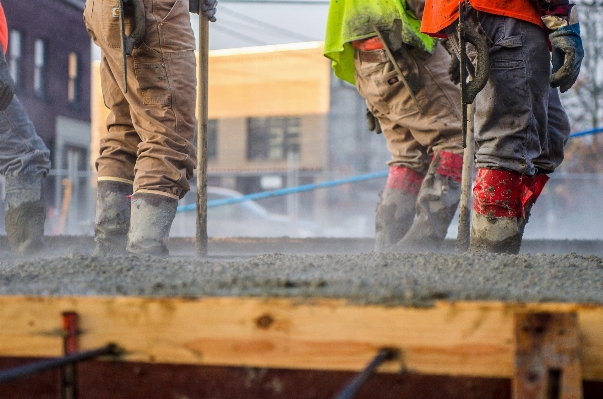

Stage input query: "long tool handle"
[
  {"left": 373, "top": 26, "right": 423, "bottom": 114},
  {"left": 456, "top": 1, "right": 472, "bottom": 252},
  {"left": 196, "top": 12, "right": 209, "bottom": 257}
]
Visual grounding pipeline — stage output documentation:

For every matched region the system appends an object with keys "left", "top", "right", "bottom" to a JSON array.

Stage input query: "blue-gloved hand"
[
  {"left": 0, "top": 46, "right": 15, "bottom": 111},
  {"left": 202, "top": 0, "right": 217, "bottom": 22},
  {"left": 549, "top": 23, "right": 584, "bottom": 93}
]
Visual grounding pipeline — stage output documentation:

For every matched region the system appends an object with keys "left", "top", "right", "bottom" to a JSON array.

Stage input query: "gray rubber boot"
[
  {"left": 4, "top": 174, "right": 47, "bottom": 255},
  {"left": 374, "top": 188, "right": 417, "bottom": 252},
  {"left": 93, "top": 181, "right": 133, "bottom": 256},
  {"left": 126, "top": 192, "right": 178, "bottom": 257},
  {"left": 469, "top": 213, "right": 522, "bottom": 254},
  {"left": 394, "top": 165, "right": 461, "bottom": 253}
]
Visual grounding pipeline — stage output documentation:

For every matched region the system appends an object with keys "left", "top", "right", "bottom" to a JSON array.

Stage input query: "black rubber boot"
[
  {"left": 93, "top": 180, "right": 133, "bottom": 256},
  {"left": 374, "top": 188, "right": 418, "bottom": 252},
  {"left": 4, "top": 174, "right": 47, "bottom": 255},
  {"left": 126, "top": 192, "right": 178, "bottom": 257}
]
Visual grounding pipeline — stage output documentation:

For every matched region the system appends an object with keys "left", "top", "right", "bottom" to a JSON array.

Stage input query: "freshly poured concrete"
[{"left": 1, "top": 236, "right": 602, "bottom": 306}]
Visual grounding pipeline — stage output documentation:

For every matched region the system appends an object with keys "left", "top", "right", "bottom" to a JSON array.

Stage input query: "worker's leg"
[
  {"left": 0, "top": 96, "right": 51, "bottom": 254},
  {"left": 87, "top": 0, "right": 197, "bottom": 255},
  {"left": 464, "top": 15, "right": 552, "bottom": 253},
  {"left": 355, "top": 42, "right": 463, "bottom": 252}
]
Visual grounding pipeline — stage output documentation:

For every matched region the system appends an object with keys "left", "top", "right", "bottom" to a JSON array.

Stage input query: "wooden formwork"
[{"left": 0, "top": 296, "right": 602, "bottom": 398}]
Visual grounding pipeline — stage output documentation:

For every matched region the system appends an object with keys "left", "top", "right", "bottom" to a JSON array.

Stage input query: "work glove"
[
  {"left": 0, "top": 47, "right": 15, "bottom": 111},
  {"left": 549, "top": 23, "right": 583, "bottom": 93},
  {"left": 202, "top": 0, "right": 218, "bottom": 22},
  {"left": 440, "top": 39, "right": 460, "bottom": 85},
  {"left": 366, "top": 108, "right": 382, "bottom": 134}
]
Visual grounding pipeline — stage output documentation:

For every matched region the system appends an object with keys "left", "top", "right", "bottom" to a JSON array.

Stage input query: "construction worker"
[
  {"left": 421, "top": 0, "right": 583, "bottom": 253},
  {"left": 83, "top": 0, "right": 217, "bottom": 256},
  {"left": 324, "top": 0, "right": 464, "bottom": 252},
  {"left": 0, "top": 3, "right": 51, "bottom": 255}
]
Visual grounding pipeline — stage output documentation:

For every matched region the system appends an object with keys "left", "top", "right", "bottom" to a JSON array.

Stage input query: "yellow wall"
[{"left": 90, "top": 42, "right": 331, "bottom": 172}]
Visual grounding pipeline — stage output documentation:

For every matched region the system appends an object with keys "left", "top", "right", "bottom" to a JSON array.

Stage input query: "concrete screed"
[{"left": 1, "top": 237, "right": 603, "bottom": 306}]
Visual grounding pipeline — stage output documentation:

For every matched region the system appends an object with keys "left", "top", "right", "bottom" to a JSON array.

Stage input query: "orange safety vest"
[
  {"left": 421, "top": 0, "right": 544, "bottom": 36},
  {"left": 0, "top": 3, "right": 7, "bottom": 54}
]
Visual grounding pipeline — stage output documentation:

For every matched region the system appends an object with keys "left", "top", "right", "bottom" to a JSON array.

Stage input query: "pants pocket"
[
  {"left": 134, "top": 60, "right": 172, "bottom": 106},
  {"left": 101, "top": 0, "right": 124, "bottom": 49},
  {"left": 152, "top": 0, "right": 195, "bottom": 52}
]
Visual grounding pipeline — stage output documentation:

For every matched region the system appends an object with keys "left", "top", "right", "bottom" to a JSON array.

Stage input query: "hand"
[
  {"left": 0, "top": 48, "right": 15, "bottom": 111},
  {"left": 549, "top": 23, "right": 583, "bottom": 93},
  {"left": 440, "top": 39, "right": 460, "bottom": 85},
  {"left": 201, "top": 0, "right": 217, "bottom": 22},
  {"left": 366, "top": 108, "right": 382, "bottom": 134}
]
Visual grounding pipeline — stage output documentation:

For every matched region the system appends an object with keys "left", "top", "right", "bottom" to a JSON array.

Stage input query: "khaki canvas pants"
[
  {"left": 354, "top": 41, "right": 463, "bottom": 175},
  {"left": 84, "top": 0, "right": 197, "bottom": 200}
]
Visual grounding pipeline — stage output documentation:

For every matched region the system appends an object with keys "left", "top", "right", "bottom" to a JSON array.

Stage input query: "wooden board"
[{"left": 1, "top": 296, "right": 603, "bottom": 380}]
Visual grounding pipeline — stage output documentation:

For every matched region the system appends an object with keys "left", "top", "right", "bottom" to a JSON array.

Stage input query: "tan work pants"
[
  {"left": 354, "top": 42, "right": 463, "bottom": 175},
  {"left": 84, "top": 0, "right": 197, "bottom": 200}
]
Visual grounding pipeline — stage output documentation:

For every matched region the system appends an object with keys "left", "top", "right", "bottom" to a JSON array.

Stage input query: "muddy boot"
[
  {"left": 374, "top": 166, "right": 424, "bottom": 252},
  {"left": 469, "top": 168, "right": 524, "bottom": 254},
  {"left": 94, "top": 180, "right": 133, "bottom": 256},
  {"left": 394, "top": 151, "right": 463, "bottom": 252},
  {"left": 4, "top": 174, "right": 47, "bottom": 255},
  {"left": 126, "top": 192, "right": 177, "bottom": 257}
]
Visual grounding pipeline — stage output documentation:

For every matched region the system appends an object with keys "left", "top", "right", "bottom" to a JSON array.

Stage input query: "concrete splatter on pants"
[
  {"left": 0, "top": 95, "right": 50, "bottom": 178},
  {"left": 447, "top": 13, "right": 571, "bottom": 175},
  {"left": 83, "top": 0, "right": 197, "bottom": 200}
]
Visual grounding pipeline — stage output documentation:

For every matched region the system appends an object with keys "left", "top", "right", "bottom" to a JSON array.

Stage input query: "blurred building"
[
  {"left": 91, "top": 42, "right": 389, "bottom": 222},
  {"left": 2, "top": 0, "right": 92, "bottom": 234}
]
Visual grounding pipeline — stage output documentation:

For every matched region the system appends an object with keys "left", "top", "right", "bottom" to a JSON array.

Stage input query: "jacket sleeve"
[{"left": 531, "top": 0, "right": 573, "bottom": 18}]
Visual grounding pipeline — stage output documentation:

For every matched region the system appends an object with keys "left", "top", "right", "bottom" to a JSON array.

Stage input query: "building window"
[
  {"left": 67, "top": 52, "right": 80, "bottom": 105},
  {"left": 246, "top": 117, "right": 300, "bottom": 161},
  {"left": 8, "top": 30, "right": 23, "bottom": 89},
  {"left": 208, "top": 119, "right": 218, "bottom": 161},
  {"left": 33, "top": 38, "right": 47, "bottom": 98}
]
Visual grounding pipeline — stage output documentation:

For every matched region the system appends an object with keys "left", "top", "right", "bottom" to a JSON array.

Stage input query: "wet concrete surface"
[{"left": 1, "top": 236, "right": 603, "bottom": 306}]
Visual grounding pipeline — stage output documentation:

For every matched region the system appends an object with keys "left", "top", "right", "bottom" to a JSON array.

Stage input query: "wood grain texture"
[{"left": 0, "top": 296, "right": 602, "bottom": 380}]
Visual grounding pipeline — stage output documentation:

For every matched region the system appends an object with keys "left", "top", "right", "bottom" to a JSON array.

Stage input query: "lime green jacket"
[{"left": 324, "top": 0, "right": 436, "bottom": 85}]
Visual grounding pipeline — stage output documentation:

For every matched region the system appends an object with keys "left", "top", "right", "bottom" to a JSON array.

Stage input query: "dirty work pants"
[
  {"left": 447, "top": 13, "right": 571, "bottom": 175},
  {"left": 0, "top": 95, "right": 50, "bottom": 178},
  {"left": 354, "top": 41, "right": 463, "bottom": 173},
  {"left": 83, "top": 0, "right": 197, "bottom": 200}
]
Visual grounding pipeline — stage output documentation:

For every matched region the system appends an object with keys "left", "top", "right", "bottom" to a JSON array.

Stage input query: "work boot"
[
  {"left": 94, "top": 180, "right": 133, "bottom": 256},
  {"left": 374, "top": 166, "right": 424, "bottom": 252},
  {"left": 126, "top": 192, "right": 178, "bottom": 257},
  {"left": 394, "top": 151, "right": 463, "bottom": 252},
  {"left": 469, "top": 168, "right": 525, "bottom": 254},
  {"left": 4, "top": 174, "right": 47, "bottom": 255}
]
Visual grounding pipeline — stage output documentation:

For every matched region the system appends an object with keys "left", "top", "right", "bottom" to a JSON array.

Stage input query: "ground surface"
[{"left": 1, "top": 237, "right": 603, "bottom": 306}]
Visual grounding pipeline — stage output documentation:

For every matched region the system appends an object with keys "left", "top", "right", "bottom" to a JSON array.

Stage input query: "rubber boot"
[
  {"left": 4, "top": 174, "right": 47, "bottom": 255},
  {"left": 394, "top": 151, "right": 463, "bottom": 252},
  {"left": 126, "top": 192, "right": 178, "bottom": 257},
  {"left": 374, "top": 166, "right": 424, "bottom": 252},
  {"left": 93, "top": 180, "right": 133, "bottom": 256},
  {"left": 469, "top": 169, "right": 524, "bottom": 254}
]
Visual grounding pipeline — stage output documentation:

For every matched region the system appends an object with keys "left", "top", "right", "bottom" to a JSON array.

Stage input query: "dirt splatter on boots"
[
  {"left": 127, "top": 192, "right": 178, "bottom": 257},
  {"left": 394, "top": 151, "right": 463, "bottom": 252},
  {"left": 93, "top": 180, "right": 133, "bottom": 256},
  {"left": 468, "top": 168, "right": 544, "bottom": 254},
  {"left": 374, "top": 166, "right": 424, "bottom": 252},
  {"left": 4, "top": 174, "right": 46, "bottom": 255}
]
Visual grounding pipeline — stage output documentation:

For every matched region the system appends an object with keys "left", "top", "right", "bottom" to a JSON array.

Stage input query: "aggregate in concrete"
[{"left": 1, "top": 243, "right": 603, "bottom": 306}]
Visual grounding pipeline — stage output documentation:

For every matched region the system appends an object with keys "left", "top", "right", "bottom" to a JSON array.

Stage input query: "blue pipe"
[
  {"left": 177, "top": 126, "right": 603, "bottom": 212},
  {"left": 177, "top": 170, "right": 388, "bottom": 212},
  {"left": 569, "top": 127, "right": 603, "bottom": 138}
]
